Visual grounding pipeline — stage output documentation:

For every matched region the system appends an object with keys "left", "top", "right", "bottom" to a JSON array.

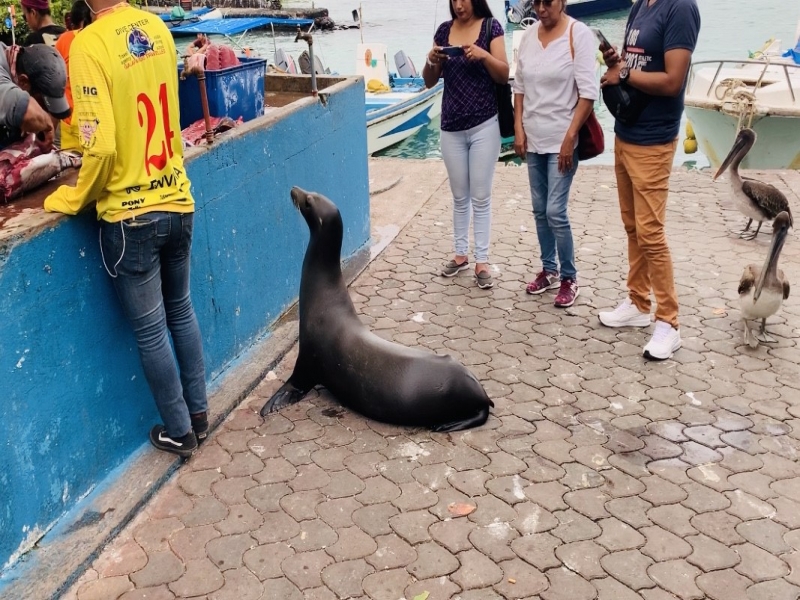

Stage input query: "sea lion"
[{"left": 260, "top": 187, "right": 494, "bottom": 432}]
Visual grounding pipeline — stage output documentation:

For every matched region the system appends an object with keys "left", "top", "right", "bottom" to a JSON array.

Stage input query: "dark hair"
[
  {"left": 69, "top": 0, "right": 92, "bottom": 29},
  {"left": 24, "top": 6, "right": 52, "bottom": 17},
  {"left": 449, "top": 0, "right": 495, "bottom": 20}
]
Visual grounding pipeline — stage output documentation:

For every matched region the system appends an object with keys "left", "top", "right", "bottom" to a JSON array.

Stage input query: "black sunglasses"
[{"left": 533, "top": 0, "right": 555, "bottom": 6}]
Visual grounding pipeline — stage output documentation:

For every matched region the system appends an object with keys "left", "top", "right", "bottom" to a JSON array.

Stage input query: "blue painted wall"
[{"left": 0, "top": 79, "right": 369, "bottom": 572}]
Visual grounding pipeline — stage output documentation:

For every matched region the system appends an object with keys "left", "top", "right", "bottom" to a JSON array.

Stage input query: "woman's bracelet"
[{"left": 426, "top": 56, "right": 439, "bottom": 69}]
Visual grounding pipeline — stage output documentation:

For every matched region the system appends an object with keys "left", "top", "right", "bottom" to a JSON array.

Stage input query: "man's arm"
[
  {"left": 44, "top": 46, "right": 116, "bottom": 215},
  {"left": 0, "top": 68, "right": 32, "bottom": 130},
  {"left": 625, "top": 48, "right": 693, "bottom": 97}
]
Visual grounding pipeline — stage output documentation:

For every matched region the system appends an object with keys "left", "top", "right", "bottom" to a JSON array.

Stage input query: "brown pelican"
[
  {"left": 713, "top": 128, "right": 793, "bottom": 240},
  {"left": 738, "top": 211, "right": 792, "bottom": 348}
]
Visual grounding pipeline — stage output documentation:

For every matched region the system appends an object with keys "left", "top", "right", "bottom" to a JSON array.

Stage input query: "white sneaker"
[
  {"left": 643, "top": 321, "right": 681, "bottom": 361},
  {"left": 598, "top": 298, "right": 651, "bottom": 328}
]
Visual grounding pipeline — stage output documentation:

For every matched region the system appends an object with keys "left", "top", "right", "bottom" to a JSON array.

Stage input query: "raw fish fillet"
[
  {"left": 0, "top": 136, "right": 82, "bottom": 205},
  {"left": 181, "top": 116, "right": 242, "bottom": 146}
]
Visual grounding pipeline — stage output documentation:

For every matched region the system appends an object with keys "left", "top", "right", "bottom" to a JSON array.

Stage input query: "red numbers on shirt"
[{"left": 137, "top": 83, "right": 176, "bottom": 176}]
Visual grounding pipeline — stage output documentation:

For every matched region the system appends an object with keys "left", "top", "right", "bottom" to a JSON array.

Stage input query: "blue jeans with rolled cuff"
[
  {"left": 526, "top": 150, "right": 579, "bottom": 281},
  {"left": 100, "top": 211, "right": 207, "bottom": 439}
]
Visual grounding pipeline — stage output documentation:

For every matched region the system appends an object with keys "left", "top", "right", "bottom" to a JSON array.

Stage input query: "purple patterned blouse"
[{"left": 434, "top": 18, "right": 505, "bottom": 132}]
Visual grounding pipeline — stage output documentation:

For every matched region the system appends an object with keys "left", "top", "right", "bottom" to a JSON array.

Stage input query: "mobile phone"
[
  {"left": 591, "top": 28, "right": 612, "bottom": 51},
  {"left": 440, "top": 46, "right": 465, "bottom": 57}
]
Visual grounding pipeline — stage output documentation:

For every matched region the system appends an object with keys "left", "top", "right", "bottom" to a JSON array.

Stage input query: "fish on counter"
[{"left": 1, "top": 136, "right": 82, "bottom": 205}]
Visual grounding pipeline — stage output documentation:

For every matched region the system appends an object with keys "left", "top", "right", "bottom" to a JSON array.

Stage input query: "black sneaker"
[
  {"left": 149, "top": 425, "right": 198, "bottom": 458},
  {"left": 191, "top": 412, "right": 209, "bottom": 445}
]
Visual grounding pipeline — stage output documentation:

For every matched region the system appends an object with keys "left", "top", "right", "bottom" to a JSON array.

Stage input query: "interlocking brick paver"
[
  {"left": 60, "top": 164, "right": 800, "bottom": 600},
  {"left": 745, "top": 579, "right": 800, "bottom": 600},
  {"left": 647, "top": 560, "right": 704, "bottom": 600},
  {"left": 94, "top": 540, "right": 148, "bottom": 577},
  {"left": 686, "top": 533, "right": 741, "bottom": 571},
  {"left": 596, "top": 518, "right": 646, "bottom": 552},
  {"left": 736, "top": 518, "right": 791, "bottom": 554},
  {"left": 696, "top": 569, "right": 752, "bottom": 600},
  {"left": 555, "top": 540, "right": 608, "bottom": 580},
  {"left": 512, "top": 532, "right": 562, "bottom": 571},
  {"left": 469, "top": 522, "right": 519, "bottom": 561},
  {"left": 733, "top": 542, "right": 791, "bottom": 582},
  {"left": 129, "top": 550, "right": 184, "bottom": 588},
  {"left": 541, "top": 566, "right": 597, "bottom": 600},
  {"left": 600, "top": 550, "right": 655, "bottom": 590},
  {"left": 118, "top": 586, "right": 174, "bottom": 600},
  {"left": 168, "top": 558, "right": 223, "bottom": 597},
  {"left": 76, "top": 575, "right": 133, "bottom": 600},
  {"left": 640, "top": 526, "right": 692, "bottom": 562}
]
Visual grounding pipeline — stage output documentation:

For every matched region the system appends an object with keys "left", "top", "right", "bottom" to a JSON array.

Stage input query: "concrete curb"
[{"left": 1, "top": 320, "right": 300, "bottom": 600}]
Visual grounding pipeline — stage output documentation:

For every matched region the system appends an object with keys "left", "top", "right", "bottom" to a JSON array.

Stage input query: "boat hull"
[
  {"left": 505, "top": 0, "right": 630, "bottom": 22},
  {"left": 684, "top": 58, "right": 800, "bottom": 169},
  {"left": 366, "top": 81, "right": 443, "bottom": 155},
  {"left": 684, "top": 106, "right": 800, "bottom": 170}
]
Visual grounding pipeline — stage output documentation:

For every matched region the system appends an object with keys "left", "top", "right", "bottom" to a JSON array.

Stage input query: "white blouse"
[{"left": 512, "top": 18, "right": 599, "bottom": 154}]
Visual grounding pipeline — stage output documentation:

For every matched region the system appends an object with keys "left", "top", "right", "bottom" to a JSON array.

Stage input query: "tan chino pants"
[{"left": 614, "top": 136, "right": 680, "bottom": 329}]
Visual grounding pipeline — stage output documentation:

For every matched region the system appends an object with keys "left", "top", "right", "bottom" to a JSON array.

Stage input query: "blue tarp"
[{"left": 169, "top": 16, "right": 313, "bottom": 35}]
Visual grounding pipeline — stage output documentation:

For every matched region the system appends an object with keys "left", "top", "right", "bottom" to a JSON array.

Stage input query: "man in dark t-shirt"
[
  {"left": 21, "top": 0, "right": 66, "bottom": 47},
  {"left": 597, "top": 0, "right": 700, "bottom": 362}
]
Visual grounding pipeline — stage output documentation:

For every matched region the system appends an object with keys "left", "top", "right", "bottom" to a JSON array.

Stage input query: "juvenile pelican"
[
  {"left": 738, "top": 211, "right": 792, "bottom": 348},
  {"left": 713, "top": 128, "right": 792, "bottom": 240}
]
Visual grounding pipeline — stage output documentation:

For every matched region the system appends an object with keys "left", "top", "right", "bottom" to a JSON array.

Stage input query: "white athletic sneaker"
[
  {"left": 643, "top": 321, "right": 682, "bottom": 361},
  {"left": 598, "top": 298, "right": 651, "bottom": 328}
]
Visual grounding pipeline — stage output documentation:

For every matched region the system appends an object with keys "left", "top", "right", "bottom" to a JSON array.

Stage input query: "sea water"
[{"left": 197, "top": 0, "right": 799, "bottom": 167}]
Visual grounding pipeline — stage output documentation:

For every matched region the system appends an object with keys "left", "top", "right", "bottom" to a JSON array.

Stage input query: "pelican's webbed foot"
[{"left": 755, "top": 318, "right": 778, "bottom": 344}]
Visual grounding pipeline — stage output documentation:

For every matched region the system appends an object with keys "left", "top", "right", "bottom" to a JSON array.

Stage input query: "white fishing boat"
[
  {"left": 358, "top": 44, "right": 444, "bottom": 155},
  {"left": 684, "top": 28, "right": 800, "bottom": 170}
]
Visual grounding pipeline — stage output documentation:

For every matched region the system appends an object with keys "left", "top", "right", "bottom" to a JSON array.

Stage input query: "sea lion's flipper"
[
  {"left": 260, "top": 381, "right": 307, "bottom": 416},
  {"left": 430, "top": 406, "right": 491, "bottom": 433}
]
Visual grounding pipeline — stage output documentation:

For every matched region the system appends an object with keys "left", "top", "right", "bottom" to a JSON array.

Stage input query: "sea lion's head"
[{"left": 291, "top": 186, "right": 343, "bottom": 240}]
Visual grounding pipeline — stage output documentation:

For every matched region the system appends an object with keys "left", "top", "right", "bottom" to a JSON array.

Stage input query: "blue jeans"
[
  {"left": 526, "top": 151, "right": 578, "bottom": 280},
  {"left": 100, "top": 212, "right": 207, "bottom": 438},
  {"left": 440, "top": 115, "right": 501, "bottom": 263}
]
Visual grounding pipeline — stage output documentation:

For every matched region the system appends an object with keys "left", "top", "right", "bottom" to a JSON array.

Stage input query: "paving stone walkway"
[{"left": 64, "top": 164, "right": 800, "bottom": 600}]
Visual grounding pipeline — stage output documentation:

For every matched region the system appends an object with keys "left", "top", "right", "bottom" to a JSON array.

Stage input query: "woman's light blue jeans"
[
  {"left": 440, "top": 115, "right": 501, "bottom": 264},
  {"left": 100, "top": 212, "right": 208, "bottom": 439},
  {"left": 526, "top": 150, "right": 579, "bottom": 280}
]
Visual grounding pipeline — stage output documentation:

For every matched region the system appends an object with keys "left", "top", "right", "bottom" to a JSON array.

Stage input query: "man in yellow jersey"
[{"left": 44, "top": 0, "right": 208, "bottom": 458}]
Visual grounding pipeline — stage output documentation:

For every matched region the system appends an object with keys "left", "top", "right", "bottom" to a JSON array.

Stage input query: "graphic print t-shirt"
[
  {"left": 44, "top": 5, "right": 193, "bottom": 221},
  {"left": 24, "top": 24, "right": 66, "bottom": 47},
  {"left": 614, "top": 0, "right": 700, "bottom": 145}
]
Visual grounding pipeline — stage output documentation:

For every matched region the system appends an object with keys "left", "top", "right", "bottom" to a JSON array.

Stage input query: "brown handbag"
[{"left": 569, "top": 22, "right": 605, "bottom": 161}]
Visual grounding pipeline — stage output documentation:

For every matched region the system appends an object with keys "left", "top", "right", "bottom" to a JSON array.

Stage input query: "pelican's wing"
[
  {"left": 741, "top": 179, "right": 791, "bottom": 220},
  {"left": 738, "top": 264, "right": 757, "bottom": 296},
  {"left": 778, "top": 269, "right": 790, "bottom": 299}
]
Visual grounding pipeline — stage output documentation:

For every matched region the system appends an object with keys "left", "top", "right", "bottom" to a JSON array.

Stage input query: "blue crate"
[{"left": 177, "top": 56, "right": 267, "bottom": 130}]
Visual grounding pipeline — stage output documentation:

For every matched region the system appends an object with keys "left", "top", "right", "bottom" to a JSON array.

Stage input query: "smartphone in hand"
[
  {"left": 439, "top": 46, "right": 465, "bottom": 57},
  {"left": 591, "top": 28, "right": 613, "bottom": 51}
]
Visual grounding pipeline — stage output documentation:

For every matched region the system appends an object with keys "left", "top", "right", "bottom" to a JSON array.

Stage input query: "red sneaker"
[
  {"left": 526, "top": 270, "right": 560, "bottom": 295},
  {"left": 554, "top": 279, "right": 579, "bottom": 308}
]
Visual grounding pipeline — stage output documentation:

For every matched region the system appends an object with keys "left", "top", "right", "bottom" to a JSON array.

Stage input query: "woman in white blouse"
[{"left": 512, "top": 0, "right": 598, "bottom": 309}]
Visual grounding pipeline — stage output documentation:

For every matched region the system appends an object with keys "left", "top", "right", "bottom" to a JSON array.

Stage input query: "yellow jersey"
[{"left": 44, "top": 4, "right": 193, "bottom": 222}]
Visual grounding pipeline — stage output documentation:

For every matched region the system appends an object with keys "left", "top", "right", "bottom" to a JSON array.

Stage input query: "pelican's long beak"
[
  {"left": 753, "top": 220, "right": 789, "bottom": 301},
  {"left": 713, "top": 132, "right": 749, "bottom": 181}
]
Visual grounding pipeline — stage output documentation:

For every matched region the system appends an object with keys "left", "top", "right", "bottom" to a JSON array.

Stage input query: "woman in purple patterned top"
[{"left": 422, "top": 0, "right": 509, "bottom": 290}]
